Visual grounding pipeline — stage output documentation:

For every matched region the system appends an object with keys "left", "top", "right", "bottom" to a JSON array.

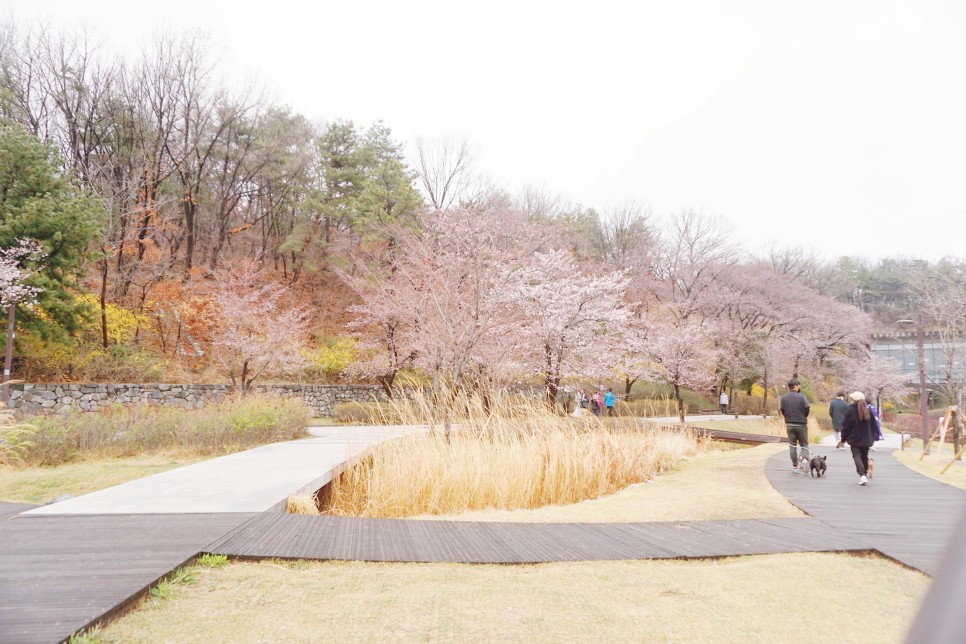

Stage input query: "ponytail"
[{"left": 857, "top": 402, "right": 870, "bottom": 422}]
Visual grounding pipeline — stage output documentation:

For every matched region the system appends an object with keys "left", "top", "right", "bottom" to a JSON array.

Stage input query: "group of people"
[
  {"left": 571, "top": 388, "right": 618, "bottom": 417},
  {"left": 780, "top": 379, "right": 884, "bottom": 486}
]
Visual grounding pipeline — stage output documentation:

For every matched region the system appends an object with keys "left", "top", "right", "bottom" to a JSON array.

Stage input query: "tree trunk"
[
  {"left": 377, "top": 373, "right": 395, "bottom": 400},
  {"left": 762, "top": 370, "right": 769, "bottom": 415},
  {"left": 673, "top": 382, "right": 685, "bottom": 424},
  {"left": 624, "top": 376, "right": 636, "bottom": 399},
  {"left": 99, "top": 256, "right": 109, "bottom": 349}
]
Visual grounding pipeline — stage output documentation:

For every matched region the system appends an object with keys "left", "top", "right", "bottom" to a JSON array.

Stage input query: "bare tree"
[
  {"left": 415, "top": 134, "right": 474, "bottom": 211},
  {"left": 600, "top": 200, "right": 654, "bottom": 268}
]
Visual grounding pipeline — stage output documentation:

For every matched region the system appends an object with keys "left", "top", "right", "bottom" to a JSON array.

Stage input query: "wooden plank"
[
  {"left": 0, "top": 502, "right": 36, "bottom": 522},
  {"left": 765, "top": 445, "right": 966, "bottom": 575},
  {"left": 0, "top": 513, "right": 255, "bottom": 644}
]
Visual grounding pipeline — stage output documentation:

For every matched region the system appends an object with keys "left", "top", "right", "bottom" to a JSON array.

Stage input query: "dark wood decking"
[
  {"left": 765, "top": 446, "right": 966, "bottom": 575},
  {"left": 0, "top": 502, "right": 37, "bottom": 522},
  {"left": 3, "top": 444, "right": 961, "bottom": 642},
  {"left": 0, "top": 513, "right": 255, "bottom": 644},
  {"left": 206, "top": 514, "right": 867, "bottom": 564},
  {"left": 691, "top": 427, "right": 785, "bottom": 444}
]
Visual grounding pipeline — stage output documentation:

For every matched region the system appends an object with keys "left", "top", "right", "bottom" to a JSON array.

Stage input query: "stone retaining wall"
[{"left": 7, "top": 383, "right": 389, "bottom": 418}]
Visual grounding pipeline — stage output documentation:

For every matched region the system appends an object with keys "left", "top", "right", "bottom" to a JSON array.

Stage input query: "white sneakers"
[{"left": 859, "top": 475, "right": 868, "bottom": 486}]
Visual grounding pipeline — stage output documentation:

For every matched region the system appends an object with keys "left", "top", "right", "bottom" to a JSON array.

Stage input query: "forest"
[{"left": 1, "top": 22, "right": 964, "bottom": 415}]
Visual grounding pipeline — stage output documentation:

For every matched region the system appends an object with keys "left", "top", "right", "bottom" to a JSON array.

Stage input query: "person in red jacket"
[{"left": 841, "top": 391, "right": 877, "bottom": 486}]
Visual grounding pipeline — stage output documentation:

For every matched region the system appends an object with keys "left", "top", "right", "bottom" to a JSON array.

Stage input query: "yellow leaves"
[
  {"left": 77, "top": 294, "right": 146, "bottom": 345},
  {"left": 301, "top": 336, "right": 357, "bottom": 379}
]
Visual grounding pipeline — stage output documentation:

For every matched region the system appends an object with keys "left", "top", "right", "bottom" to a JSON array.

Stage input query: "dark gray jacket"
[
  {"left": 780, "top": 390, "right": 810, "bottom": 425},
  {"left": 829, "top": 398, "right": 849, "bottom": 430}
]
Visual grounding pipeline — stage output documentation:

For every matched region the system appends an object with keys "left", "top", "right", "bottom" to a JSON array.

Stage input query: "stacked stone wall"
[{"left": 7, "top": 383, "right": 389, "bottom": 418}]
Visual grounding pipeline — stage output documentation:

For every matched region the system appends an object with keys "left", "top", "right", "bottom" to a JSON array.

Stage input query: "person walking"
[
  {"left": 604, "top": 388, "right": 616, "bottom": 416},
  {"left": 842, "top": 391, "right": 877, "bottom": 486},
  {"left": 829, "top": 391, "right": 848, "bottom": 448},
  {"left": 719, "top": 390, "right": 729, "bottom": 414},
  {"left": 590, "top": 391, "right": 602, "bottom": 417},
  {"left": 780, "top": 379, "right": 810, "bottom": 472}
]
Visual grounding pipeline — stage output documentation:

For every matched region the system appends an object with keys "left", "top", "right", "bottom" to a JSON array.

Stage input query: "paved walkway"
[
  {"left": 1, "top": 423, "right": 964, "bottom": 642},
  {"left": 25, "top": 425, "right": 425, "bottom": 515}
]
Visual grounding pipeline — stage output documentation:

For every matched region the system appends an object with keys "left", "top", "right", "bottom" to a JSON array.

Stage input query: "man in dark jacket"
[
  {"left": 780, "top": 379, "right": 810, "bottom": 471},
  {"left": 829, "top": 391, "right": 849, "bottom": 447}
]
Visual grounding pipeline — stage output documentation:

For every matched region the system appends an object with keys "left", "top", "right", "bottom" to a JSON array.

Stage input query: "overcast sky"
[{"left": 5, "top": 0, "right": 965, "bottom": 262}]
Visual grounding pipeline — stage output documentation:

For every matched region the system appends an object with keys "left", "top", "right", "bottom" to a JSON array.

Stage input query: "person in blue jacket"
[{"left": 604, "top": 388, "right": 616, "bottom": 416}]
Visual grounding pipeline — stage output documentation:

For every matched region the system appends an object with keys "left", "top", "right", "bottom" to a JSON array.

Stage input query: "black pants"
[
  {"left": 720, "top": 404, "right": 728, "bottom": 414},
  {"left": 851, "top": 446, "right": 870, "bottom": 476}
]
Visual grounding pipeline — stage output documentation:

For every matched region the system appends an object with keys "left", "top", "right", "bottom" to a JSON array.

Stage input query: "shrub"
[{"left": 22, "top": 395, "right": 310, "bottom": 466}]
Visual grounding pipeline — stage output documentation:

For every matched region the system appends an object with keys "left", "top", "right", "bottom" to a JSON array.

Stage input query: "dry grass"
[
  {"left": 323, "top": 389, "right": 702, "bottom": 519},
  {"left": 24, "top": 394, "right": 310, "bottom": 466},
  {"left": 285, "top": 493, "right": 320, "bottom": 515},
  {"left": 0, "top": 452, "right": 203, "bottom": 504},
  {"left": 422, "top": 443, "right": 803, "bottom": 523},
  {"left": 893, "top": 440, "right": 966, "bottom": 490},
  {"left": 100, "top": 553, "right": 928, "bottom": 643},
  {"left": 0, "top": 401, "right": 35, "bottom": 465}
]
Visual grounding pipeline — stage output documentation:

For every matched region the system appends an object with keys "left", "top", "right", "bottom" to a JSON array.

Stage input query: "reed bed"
[{"left": 320, "top": 387, "right": 704, "bottom": 518}]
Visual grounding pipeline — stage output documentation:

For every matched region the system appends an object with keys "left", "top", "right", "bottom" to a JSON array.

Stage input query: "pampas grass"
[
  {"left": 321, "top": 386, "right": 703, "bottom": 518},
  {"left": 0, "top": 401, "right": 34, "bottom": 465}
]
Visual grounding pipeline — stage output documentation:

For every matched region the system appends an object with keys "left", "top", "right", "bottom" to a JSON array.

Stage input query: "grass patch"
[
  {"left": 22, "top": 394, "right": 310, "bottom": 466},
  {"left": 424, "top": 443, "right": 803, "bottom": 523},
  {"left": 0, "top": 452, "right": 205, "bottom": 504},
  {"left": 99, "top": 553, "right": 927, "bottom": 643},
  {"left": 893, "top": 439, "right": 966, "bottom": 490}
]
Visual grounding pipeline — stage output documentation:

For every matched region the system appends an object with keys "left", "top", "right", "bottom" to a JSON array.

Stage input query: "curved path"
[
  {"left": 765, "top": 445, "right": 966, "bottom": 575},
  {"left": 2, "top": 435, "right": 964, "bottom": 642}
]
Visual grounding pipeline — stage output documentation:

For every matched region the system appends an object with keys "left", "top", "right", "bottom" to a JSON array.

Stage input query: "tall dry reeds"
[
  {"left": 0, "top": 402, "right": 34, "bottom": 465},
  {"left": 321, "top": 387, "right": 703, "bottom": 518}
]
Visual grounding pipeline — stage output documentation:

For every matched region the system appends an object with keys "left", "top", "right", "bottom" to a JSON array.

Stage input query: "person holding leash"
[{"left": 780, "top": 379, "right": 810, "bottom": 472}]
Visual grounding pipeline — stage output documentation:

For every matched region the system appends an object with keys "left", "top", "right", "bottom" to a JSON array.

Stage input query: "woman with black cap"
[{"left": 841, "top": 391, "right": 876, "bottom": 486}]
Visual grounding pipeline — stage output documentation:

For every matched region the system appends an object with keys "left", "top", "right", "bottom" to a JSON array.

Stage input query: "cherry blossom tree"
[
  {"left": 513, "top": 248, "right": 629, "bottom": 407},
  {"left": 210, "top": 261, "right": 310, "bottom": 392},
  {"left": 848, "top": 353, "right": 909, "bottom": 407},
  {"left": 1, "top": 238, "right": 45, "bottom": 403},
  {"left": 345, "top": 208, "right": 547, "bottom": 394},
  {"left": 643, "top": 314, "right": 720, "bottom": 423}
]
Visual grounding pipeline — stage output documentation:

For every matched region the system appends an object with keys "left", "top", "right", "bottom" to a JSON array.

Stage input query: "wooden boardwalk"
[
  {"left": 765, "top": 446, "right": 966, "bottom": 575},
  {"left": 207, "top": 514, "right": 867, "bottom": 564},
  {"left": 2, "top": 442, "right": 963, "bottom": 642},
  {"left": 0, "top": 513, "right": 255, "bottom": 644}
]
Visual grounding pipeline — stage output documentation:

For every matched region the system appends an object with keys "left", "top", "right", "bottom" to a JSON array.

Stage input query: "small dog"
[
  {"left": 809, "top": 455, "right": 827, "bottom": 477},
  {"left": 867, "top": 457, "right": 874, "bottom": 479}
]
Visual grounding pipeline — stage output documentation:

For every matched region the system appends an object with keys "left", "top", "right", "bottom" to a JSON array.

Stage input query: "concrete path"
[{"left": 25, "top": 425, "right": 425, "bottom": 515}]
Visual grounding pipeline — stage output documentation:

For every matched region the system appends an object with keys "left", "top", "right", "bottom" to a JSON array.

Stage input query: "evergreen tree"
[{"left": 0, "top": 123, "right": 102, "bottom": 339}]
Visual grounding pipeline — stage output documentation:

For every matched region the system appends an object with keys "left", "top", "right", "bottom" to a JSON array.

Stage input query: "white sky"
[{"left": 5, "top": 0, "right": 966, "bottom": 262}]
